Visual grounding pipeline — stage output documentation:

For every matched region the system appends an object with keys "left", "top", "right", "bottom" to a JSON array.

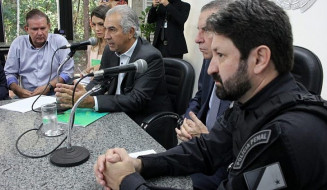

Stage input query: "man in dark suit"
[
  {"left": 55, "top": 5, "right": 173, "bottom": 126},
  {"left": 0, "top": 64, "right": 9, "bottom": 100},
  {"left": 148, "top": 0, "right": 190, "bottom": 58},
  {"left": 175, "top": 1, "right": 230, "bottom": 189}
]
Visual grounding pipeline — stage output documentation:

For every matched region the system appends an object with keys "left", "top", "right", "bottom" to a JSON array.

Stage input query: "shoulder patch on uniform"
[
  {"left": 233, "top": 129, "right": 271, "bottom": 170},
  {"left": 243, "top": 162, "right": 287, "bottom": 190}
]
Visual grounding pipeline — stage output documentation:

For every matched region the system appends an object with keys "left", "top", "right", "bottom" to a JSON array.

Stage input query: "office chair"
[
  {"left": 141, "top": 58, "right": 195, "bottom": 149},
  {"left": 292, "top": 46, "right": 323, "bottom": 95}
]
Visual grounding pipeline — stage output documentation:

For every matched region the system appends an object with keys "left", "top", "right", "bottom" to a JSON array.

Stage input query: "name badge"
[
  {"left": 164, "top": 20, "right": 168, "bottom": 28},
  {"left": 234, "top": 129, "right": 271, "bottom": 170}
]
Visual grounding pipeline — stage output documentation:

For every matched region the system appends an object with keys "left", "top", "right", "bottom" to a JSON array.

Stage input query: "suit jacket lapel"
[
  {"left": 120, "top": 38, "right": 142, "bottom": 94},
  {"left": 199, "top": 60, "right": 215, "bottom": 122},
  {"left": 106, "top": 52, "right": 120, "bottom": 95}
]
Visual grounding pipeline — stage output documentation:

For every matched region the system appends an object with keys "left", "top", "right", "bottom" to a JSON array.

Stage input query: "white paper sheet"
[
  {"left": 129, "top": 149, "right": 156, "bottom": 158},
  {"left": 0, "top": 96, "right": 56, "bottom": 113}
]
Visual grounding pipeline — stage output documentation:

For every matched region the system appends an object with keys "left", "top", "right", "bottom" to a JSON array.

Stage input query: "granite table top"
[{"left": 0, "top": 100, "right": 191, "bottom": 189}]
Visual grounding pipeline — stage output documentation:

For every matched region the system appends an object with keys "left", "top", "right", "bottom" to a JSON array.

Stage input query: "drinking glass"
[{"left": 41, "top": 103, "right": 63, "bottom": 137}]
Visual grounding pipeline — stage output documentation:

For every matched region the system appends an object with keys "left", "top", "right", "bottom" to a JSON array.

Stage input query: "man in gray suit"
[{"left": 55, "top": 5, "right": 172, "bottom": 126}]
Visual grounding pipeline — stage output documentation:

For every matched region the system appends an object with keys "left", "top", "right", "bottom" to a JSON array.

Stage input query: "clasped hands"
[
  {"left": 94, "top": 148, "right": 142, "bottom": 190},
  {"left": 175, "top": 111, "right": 209, "bottom": 142},
  {"left": 11, "top": 83, "right": 52, "bottom": 98}
]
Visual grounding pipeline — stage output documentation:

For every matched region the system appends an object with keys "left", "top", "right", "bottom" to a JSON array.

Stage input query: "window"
[{"left": 1, "top": 1, "right": 58, "bottom": 43}]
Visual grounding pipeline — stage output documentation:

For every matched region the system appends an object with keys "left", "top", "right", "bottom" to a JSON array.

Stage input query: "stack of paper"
[{"left": 0, "top": 96, "right": 56, "bottom": 113}]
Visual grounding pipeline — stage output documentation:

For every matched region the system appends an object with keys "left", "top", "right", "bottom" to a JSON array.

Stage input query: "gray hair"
[
  {"left": 201, "top": 0, "right": 230, "bottom": 12},
  {"left": 106, "top": 5, "right": 140, "bottom": 38}
]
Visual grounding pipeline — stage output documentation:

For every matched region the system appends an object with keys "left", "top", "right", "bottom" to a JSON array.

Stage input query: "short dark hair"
[
  {"left": 26, "top": 9, "right": 50, "bottom": 26},
  {"left": 207, "top": 0, "right": 294, "bottom": 74},
  {"left": 91, "top": 5, "right": 110, "bottom": 20}
]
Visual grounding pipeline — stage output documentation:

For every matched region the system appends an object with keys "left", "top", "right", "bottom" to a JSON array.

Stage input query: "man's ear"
[
  {"left": 24, "top": 25, "right": 28, "bottom": 32},
  {"left": 129, "top": 27, "right": 135, "bottom": 39},
  {"left": 253, "top": 45, "right": 271, "bottom": 74}
]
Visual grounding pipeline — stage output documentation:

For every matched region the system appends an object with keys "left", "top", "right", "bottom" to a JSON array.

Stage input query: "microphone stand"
[
  {"left": 50, "top": 83, "right": 102, "bottom": 167},
  {"left": 56, "top": 50, "right": 76, "bottom": 114}
]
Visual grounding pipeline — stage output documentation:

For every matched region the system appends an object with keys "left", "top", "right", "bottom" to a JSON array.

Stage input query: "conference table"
[{"left": 0, "top": 99, "right": 192, "bottom": 189}]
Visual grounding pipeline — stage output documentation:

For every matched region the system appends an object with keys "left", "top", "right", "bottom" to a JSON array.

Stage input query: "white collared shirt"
[
  {"left": 94, "top": 39, "right": 138, "bottom": 111},
  {"left": 114, "top": 40, "right": 138, "bottom": 94}
]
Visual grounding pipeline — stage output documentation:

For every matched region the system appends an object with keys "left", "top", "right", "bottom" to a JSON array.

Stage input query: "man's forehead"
[
  {"left": 27, "top": 20, "right": 49, "bottom": 28},
  {"left": 198, "top": 9, "right": 217, "bottom": 28},
  {"left": 211, "top": 34, "right": 227, "bottom": 48},
  {"left": 104, "top": 14, "right": 121, "bottom": 27},
  {"left": 28, "top": 16, "right": 47, "bottom": 22}
]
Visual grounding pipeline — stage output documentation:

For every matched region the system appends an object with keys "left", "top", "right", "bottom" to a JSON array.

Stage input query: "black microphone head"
[
  {"left": 89, "top": 37, "right": 97, "bottom": 46},
  {"left": 134, "top": 59, "right": 147, "bottom": 73}
]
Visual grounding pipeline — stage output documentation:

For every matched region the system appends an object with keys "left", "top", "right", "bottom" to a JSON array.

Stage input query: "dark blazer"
[
  {"left": 86, "top": 37, "right": 173, "bottom": 124},
  {"left": 0, "top": 64, "right": 9, "bottom": 100},
  {"left": 184, "top": 59, "right": 214, "bottom": 123},
  {"left": 148, "top": 0, "right": 190, "bottom": 56},
  {"left": 183, "top": 59, "right": 231, "bottom": 189}
]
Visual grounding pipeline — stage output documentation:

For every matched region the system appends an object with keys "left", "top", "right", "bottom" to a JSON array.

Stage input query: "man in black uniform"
[{"left": 94, "top": 0, "right": 327, "bottom": 189}]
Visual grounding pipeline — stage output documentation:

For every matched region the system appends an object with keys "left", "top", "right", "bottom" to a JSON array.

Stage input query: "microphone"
[
  {"left": 59, "top": 37, "right": 97, "bottom": 49},
  {"left": 89, "top": 59, "right": 148, "bottom": 78}
]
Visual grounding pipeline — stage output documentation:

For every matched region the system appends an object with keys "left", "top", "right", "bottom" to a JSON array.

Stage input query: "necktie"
[{"left": 206, "top": 86, "right": 221, "bottom": 130}]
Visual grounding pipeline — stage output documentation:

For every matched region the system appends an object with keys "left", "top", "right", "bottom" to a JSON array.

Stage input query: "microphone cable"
[
  {"left": 16, "top": 74, "right": 89, "bottom": 158},
  {"left": 17, "top": 48, "right": 68, "bottom": 158},
  {"left": 31, "top": 48, "right": 59, "bottom": 113},
  {"left": 69, "top": 75, "right": 88, "bottom": 129},
  {"left": 16, "top": 73, "right": 112, "bottom": 158},
  {"left": 15, "top": 123, "right": 67, "bottom": 158},
  {"left": 71, "top": 74, "right": 89, "bottom": 106}
]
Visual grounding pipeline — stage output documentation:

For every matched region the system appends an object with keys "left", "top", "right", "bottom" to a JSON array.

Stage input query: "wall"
[
  {"left": 183, "top": 0, "right": 327, "bottom": 99},
  {"left": 130, "top": 0, "right": 143, "bottom": 17},
  {"left": 286, "top": 0, "right": 327, "bottom": 98},
  {"left": 183, "top": 0, "right": 209, "bottom": 95}
]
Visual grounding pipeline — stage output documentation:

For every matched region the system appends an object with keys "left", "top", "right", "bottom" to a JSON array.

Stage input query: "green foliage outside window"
[
  {"left": 2, "top": 0, "right": 99, "bottom": 71},
  {"left": 139, "top": 6, "right": 155, "bottom": 42},
  {"left": 2, "top": 0, "right": 58, "bottom": 43}
]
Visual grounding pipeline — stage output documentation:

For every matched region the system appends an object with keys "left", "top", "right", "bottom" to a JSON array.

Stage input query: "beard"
[{"left": 212, "top": 60, "right": 251, "bottom": 101}]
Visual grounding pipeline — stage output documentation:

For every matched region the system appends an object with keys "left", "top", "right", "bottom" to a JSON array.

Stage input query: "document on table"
[
  {"left": 57, "top": 108, "right": 109, "bottom": 127},
  {"left": 129, "top": 150, "right": 156, "bottom": 158},
  {"left": 0, "top": 95, "right": 56, "bottom": 113}
]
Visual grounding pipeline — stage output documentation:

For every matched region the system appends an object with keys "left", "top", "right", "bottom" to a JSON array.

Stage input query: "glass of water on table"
[{"left": 41, "top": 103, "right": 63, "bottom": 137}]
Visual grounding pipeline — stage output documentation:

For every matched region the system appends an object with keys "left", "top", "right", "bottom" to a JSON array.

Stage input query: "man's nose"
[
  {"left": 105, "top": 31, "right": 111, "bottom": 40},
  {"left": 207, "top": 58, "right": 218, "bottom": 75},
  {"left": 36, "top": 29, "right": 43, "bottom": 34},
  {"left": 195, "top": 34, "right": 203, "bottom": 44}
]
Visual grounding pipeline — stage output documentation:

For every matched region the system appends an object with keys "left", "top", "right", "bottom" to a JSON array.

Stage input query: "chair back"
[
  {"left": 163, "top": 58, "right": 195, "bottom": 115},
  {"left": 292, "top": 46, "right": 323, "bottom": 95}
]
